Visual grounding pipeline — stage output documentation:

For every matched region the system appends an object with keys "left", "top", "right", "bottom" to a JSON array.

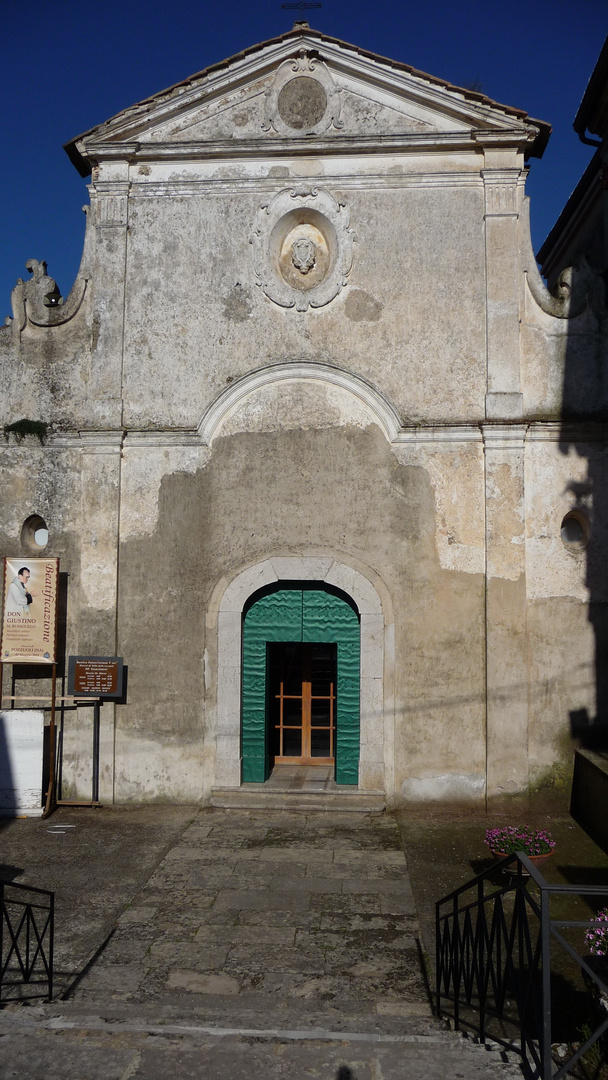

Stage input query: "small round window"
[
  {"left": 560, "top": 510, "right": 589, "bottom": 552},
  {"left": 21, "top": 514, "right": 49, "bottom": 552}
]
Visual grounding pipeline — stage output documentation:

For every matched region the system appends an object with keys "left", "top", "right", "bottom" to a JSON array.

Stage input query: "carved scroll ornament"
[
  {"left": 5, "top": 259, "right": 87, "bottom": 335},
  {"left": 526, "top": 255, "right": 606, "bottom": 323}
]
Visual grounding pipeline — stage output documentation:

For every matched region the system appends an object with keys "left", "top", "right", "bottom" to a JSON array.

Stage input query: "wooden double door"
[
  {"left": 268, "top": 642, "right": 336, "bottom": 765},
  {"left": 241, "top": 585, "right": 360, "bottom": 784}
]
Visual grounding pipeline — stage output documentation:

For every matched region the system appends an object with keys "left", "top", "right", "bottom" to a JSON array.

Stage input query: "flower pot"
[
  {"left": 490, "top": 850, "right": 553, "bottom": 873},
  {"left": 582, "top": 956, "right": 608, "bottom": 1015}
]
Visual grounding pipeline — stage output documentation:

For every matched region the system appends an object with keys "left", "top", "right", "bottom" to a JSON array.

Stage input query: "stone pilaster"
[
  {"left": 482, "top": 152, "right": 524, "bottom": 420},
  {"left": 483, "top": 425, "right": 529, "bottom": 797},
  {"left": 87, "top": 163, "right": 130, "bottom": 428},
  {"left": 78, "top": 433, "right": 122, "bottom": 802}
]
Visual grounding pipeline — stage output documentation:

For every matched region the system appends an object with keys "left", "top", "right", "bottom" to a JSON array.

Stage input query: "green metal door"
[{"left": 242, "top": 586, "right": 360, "bottom": 785}]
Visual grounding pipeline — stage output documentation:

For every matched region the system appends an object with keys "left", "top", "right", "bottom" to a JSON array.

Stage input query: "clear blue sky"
[{"left": 1, "top": 0, "right": 605, "bottom": 317}]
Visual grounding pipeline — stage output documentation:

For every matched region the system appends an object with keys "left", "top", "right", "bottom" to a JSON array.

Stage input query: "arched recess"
[
  {"left": 198, "top": 361, "right": 402, "bottom": 444},
  {"left": 212, "top": 557, "right": 392, "bottom": 795}
]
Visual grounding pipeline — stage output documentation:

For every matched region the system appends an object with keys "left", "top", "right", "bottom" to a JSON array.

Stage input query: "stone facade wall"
[{"left": 1, "top": 28, "right": 605, "bottom": 805}]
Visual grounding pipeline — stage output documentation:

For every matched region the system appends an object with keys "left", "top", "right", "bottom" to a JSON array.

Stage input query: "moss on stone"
[{"left": 3, "top": 418, "right": 48, "bottom": 444}]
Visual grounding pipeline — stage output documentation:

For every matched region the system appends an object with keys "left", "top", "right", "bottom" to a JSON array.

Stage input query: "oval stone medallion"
[{"left": 277, "top": 76, "right": 328, "bottom": 129}]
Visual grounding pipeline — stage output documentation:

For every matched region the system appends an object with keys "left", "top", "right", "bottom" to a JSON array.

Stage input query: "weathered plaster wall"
[
  {"left": 390, "top": 436, "right": 486, "bottom": 799},
  {"left": 0, "top": 441, "right": 109, "bottom": 649},
  {"left": 120, "top": 176, "right": 486, "bottom": 427},
  {"left": 524, "top": 435, "right": 608, "bottom": 788},
  {"left": 0, "top": 312, "right": 94, "bottom": 430},
  {"left": 0, "top": 212, "right": 125, "bottom": 432},
  {"left": 0, "top": 435, "right": 120, "bottom": 802},
  {"left": 521, "top": 286, "right": 607, "bottom": 420},
  {"left": 113, "top": 419, "right": 486, "bottom": 801},
  {"left": 526, "top": 598, "right": 595, "bottom": 789}
]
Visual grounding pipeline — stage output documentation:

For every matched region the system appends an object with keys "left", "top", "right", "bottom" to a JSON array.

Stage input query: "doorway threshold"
[{"left": 211, "top": 765, "right": 385, "bottom": 812}]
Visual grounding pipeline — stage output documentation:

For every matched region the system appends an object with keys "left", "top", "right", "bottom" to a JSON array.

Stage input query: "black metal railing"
[
  {"left": 436, "top": 854, "right": 608, "bottom": 1079},
  {"left": 1, "top": 880, "right": 54, "bottom": 1003}
]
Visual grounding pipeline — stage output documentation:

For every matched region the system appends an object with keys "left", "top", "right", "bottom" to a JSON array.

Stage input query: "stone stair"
[
  {"left": 0, "top": 806, "right": 526, "bottom": 1078},
  {"left": 210, "top": 785, "right": 386, "bottom": 811},
  {"left": 0, "top": 1001, "right": 525, "bottom": 1079}
]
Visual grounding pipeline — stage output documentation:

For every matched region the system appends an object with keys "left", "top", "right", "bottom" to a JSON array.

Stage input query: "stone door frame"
[{"left": 211, "top": 556, "right": 393, "bottom": 794}]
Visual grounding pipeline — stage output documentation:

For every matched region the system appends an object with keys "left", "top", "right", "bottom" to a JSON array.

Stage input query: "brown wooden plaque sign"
[{"left": 67, "top": 656, "right": 124, "bottom": 699}]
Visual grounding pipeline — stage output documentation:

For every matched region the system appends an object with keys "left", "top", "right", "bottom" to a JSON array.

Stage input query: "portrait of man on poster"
[{"left": 5, "top": 567, "right": 38, "bottom": 617}]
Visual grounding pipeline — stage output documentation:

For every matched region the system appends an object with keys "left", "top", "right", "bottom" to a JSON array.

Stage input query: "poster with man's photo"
[{"left": 1, "top": 557, "right": 59, "bottom": 664}]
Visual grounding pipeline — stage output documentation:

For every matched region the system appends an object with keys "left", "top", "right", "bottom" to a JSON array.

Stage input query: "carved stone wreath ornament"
[{"left": 250, "top": 188, "right": 354, "bottom": 312}]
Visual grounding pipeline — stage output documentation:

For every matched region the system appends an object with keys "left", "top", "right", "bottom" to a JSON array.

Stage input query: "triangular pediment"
[{"left": 65, "top": 27, "right": 549, "bottom": 175}]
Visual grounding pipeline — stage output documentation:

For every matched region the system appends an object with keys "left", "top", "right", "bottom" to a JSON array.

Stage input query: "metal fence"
[
  {"left": 436, "top": 853, "right": 608, "bottom": 1079},
  {"left": 1, "top": 880, "right": 54, "bottom": 1003}
]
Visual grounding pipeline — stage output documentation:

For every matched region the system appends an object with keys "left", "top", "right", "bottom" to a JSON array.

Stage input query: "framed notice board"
[{"left": 67, "top": 656, "right": 124, "bottom": 699}]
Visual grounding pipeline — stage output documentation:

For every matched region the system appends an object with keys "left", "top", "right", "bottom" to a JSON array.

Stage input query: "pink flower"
[
  {"left": 484, "top": 825, "right": 556, "bottom": 856},
  {"left": 586, "top": 908, "right": 608, "bottom": 957}
]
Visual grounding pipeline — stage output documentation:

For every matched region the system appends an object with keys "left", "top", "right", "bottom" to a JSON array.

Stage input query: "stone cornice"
[
  {"left": 482, "top": 424, "right": 527, "bottom": 449},
  {"left": 49, "top": 431, "right": 124, "bottom": 452},
  {"left": 124, "top": 173, "right": 484, "bottom": 198},
  {"left": 7, "top": 420, "right": 607, "bottom": 452},
  {"left": 83, "top": 128, "right": 535, "bottom": 169},
  {"left": 392, "top": 426, "right": 483, "bottom": 444},
  {"left": 123, "top": 431, "right": 206, "bottom": 448}
]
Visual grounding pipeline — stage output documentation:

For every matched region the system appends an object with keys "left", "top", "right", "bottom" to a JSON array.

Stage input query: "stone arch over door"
[{"left": 213, "top": 557, "right": 392, "bottom": 795}]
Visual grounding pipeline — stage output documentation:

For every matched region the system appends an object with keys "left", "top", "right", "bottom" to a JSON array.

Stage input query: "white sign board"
[{"left": 0, "top": 710, "right": 44, "bottom": 816}]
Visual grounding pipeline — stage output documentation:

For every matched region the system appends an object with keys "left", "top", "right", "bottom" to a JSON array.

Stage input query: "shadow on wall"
[
  {"left": 544, "top": 37, "right": 608, "bottom": 757},
  {"left": 558, "top": 261, "right": 608, "bottom": 752}
]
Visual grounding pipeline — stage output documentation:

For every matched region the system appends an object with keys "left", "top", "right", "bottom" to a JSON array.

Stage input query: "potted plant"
[
  {"left": 485, "top": 825, "right": 556, "bottom": 869},
  {"left": 585, "top": 908, "right": 608, "bottom": 960},
  {"left": 583, "top": 909, "right": 608, "bottom": 1007}
]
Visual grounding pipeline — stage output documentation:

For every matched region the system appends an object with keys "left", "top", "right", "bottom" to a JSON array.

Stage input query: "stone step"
[
  {"left": 67, "top": 986, "right": 435, "bottom": 1038},
  {"left": 0, "top": 1004, "right": 525, "bottom": 1079},
  {"left": 210, "top": 787, "right": 386, "bottom": 812}
]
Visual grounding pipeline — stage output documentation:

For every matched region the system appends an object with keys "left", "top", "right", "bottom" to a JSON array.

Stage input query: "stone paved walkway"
[
  {"left": 71, "top": 808, "right": 431, "bottom": 1033},
  {"left": 0, "top": 806, "right": 524, "bottom": 1077}
]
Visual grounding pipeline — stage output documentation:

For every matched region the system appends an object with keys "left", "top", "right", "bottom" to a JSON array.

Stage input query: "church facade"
[{"left": 1, "top": 25, "right": 606, "bottom": 807}]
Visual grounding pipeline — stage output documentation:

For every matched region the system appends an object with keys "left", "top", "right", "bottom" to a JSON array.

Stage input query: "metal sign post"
[
  {"left": 58, "top": 657, "right": 125, "bottom": 807},
  {"left": 92, "top": 698, "right": 100, "bottom": 805},
  {"left": 44, "top": 665, "right": 57, "bottom": 817}
]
